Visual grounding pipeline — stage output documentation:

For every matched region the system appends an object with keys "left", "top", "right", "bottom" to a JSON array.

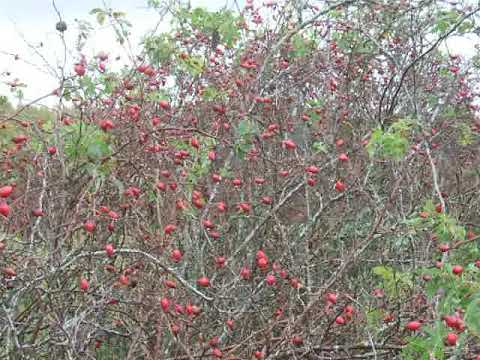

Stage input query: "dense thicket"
[{"left": 0, "top": 1, "right": 480, "bottom": 359}]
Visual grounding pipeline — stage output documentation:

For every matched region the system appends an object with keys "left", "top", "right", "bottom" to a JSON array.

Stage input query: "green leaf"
[
  {"left": 201, "top": 86, "right": 224, "bottom": 101},
  {"left": 143, "top": 33, "right": 175, "bottom": 64},
  {"left": 457, "top": 122, "right": 474, "bottom": 145},
  {"left": 366, "top": 119, "right": 413, "bottom": 160},
  {"left": 465, "top": 293, "right": 480, "bottom": 337},
  {"left": 458, "top": 20, "right": 474, "bottom": 33},
  {"left": 181, "top": 56, "right": 204, "bottom": 75},
  {"left": 312, "top": 141, "right": 327, "bottom": 153},
  {"left": 96, "top": 12, "right": 106, "bottom": 25},
  {"left": 89, "top": 8, "right": 103, "bottom": 15},
  {"left": 433, "top": 10, "right": 460, "bottom": 33},
  {"left": 87, "top": 140, "right": 110, "bottom": 159},
  {"left": 372, "top": 265, "right": 393, "bottom": 280},
  {"left": 112, "top": 11, "right": 126, "bottom": 18},
  {"left": 237, "top": 119, "right": 252, "bottom": 138},
  {"left": 291, "top": 34, "right": 308, "bottom": 57}
]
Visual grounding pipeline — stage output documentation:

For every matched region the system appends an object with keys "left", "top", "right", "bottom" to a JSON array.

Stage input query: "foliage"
[{"left": 0, "top": 0, "right": 480, "bottom": 359}]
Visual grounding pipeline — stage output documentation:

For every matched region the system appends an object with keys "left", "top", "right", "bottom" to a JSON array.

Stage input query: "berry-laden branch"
[{"left": 59, "top": 249, "right": 213, "bottom": 302}]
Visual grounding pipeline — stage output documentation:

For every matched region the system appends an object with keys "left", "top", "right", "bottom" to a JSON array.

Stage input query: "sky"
[
  {"left": 0, "top": 0, "right": 478, "bottom": 108},
  {"left": 0, "top": 0, "right": 238, "bottom": 106}
]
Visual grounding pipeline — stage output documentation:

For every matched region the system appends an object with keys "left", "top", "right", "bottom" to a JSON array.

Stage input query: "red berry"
[
  {"left": 290, "top": 277, "right": 301, "bottom": 289},
  {"left": 99, "top": 119, "right": 114, "bottom": 131},
  {"left": 119, "top": 274, "right": 129, "bottom": 285},
  {"left": 215, "top": 256, "right": 226, "bottom": 268},
  {"left": 0, "top": 202, "right": 10, "bottom": 217},
  {"left": 160, "top": 297, "right": 170, "bottom": 312},
  {"left": 156, "top": 181, "right": 167, "bottom": 191},
  {"left": 104, "top": 244, "right": 114, "bottom": 257},
  {"left": 171, "top": 249, "right": 183, "bottom": 262},
  {"left": 32, "top": 208, "right": 44, "bottom": 217},
  {"left": 159, "top": 99, "right": 170, "bottom": 110},
  {"left": 405, "top": 321, "right": 422, "bottom": 331},
  {"left": 2, "top": 267, "right": 16, "bottom": 277},
  {"left": 438, "top": 243, "right": 450, "bottom": 252},
  {"left": 108, "top": 210, "right": 119, "bottom": 220},
  {"left": 160, "top": 170, "right": 171, "bottom": 178},
  {"left": 335, "top": 316, "right": 346, "bottom": 325},
  {"left": 79, "top": 278, "right": 89, "bottom": 291},
  {"left": 74, "top": 63, "right": 86, "bottom": 76},
  {"left": 190, "top": 137, "right": 200, "bottom": 149},
  {"left": 209, "top": 336, "right": 220, "bottom": 347},
  {"left": 335, "top": 180, "right": 346, "bottom": 192},
  {"left": 202, "top": 219, "right": 215, "bottom": 229},
  {"left": 443, "top": 315, "right": 458, "bottom": 328},
  {"left": 338, "top": 153, "right": 349, "bottom": 161},
  {"left": 174, "top": 304, "right": 184, "bottom": 314},
  {"left": 305, "top": 165, "right": 319, "bottom": 174},
  {"left": 257, "top": 257, "right": 269, "bottom": 270},
  {"left": 211, "top": 348, "right": 223, "bottom": 358},
  {"left": 208, "top": 150, "right": 216, "bottom": 161},
  {"left": 452, "top": 265, "right": 463, "bottom": 275},
  {"left": 261, "top": 196, "right": 273, "bottom": 205},
  {"left": 164, "top": 279, "right": 176, "bottom": 289},
  {"left": 445, "top": 332, "right": 458, "bottom": 346},
  {"left": 164, "top": 224, "right": 177, "bottom": 235},
  {"left": 0, "top": 185, "right": 13, "bottom": 198},
  {"left": 197, "top": 276, "right": 210, "bottom": 287},
  {"left": 171, "top": 323, "right": 180, "bottom": 335},
  {"left": 254, "top": 351, "right": 264, "bottom": 359},
  {"left": 240, "top": 266, "right": 251, "bottom": 280},
  {"left": 254, "top": 177, "right": 266, "bottom": 185},
  {"left": 13, "top": 134, "right": 28, "bottom": 144},
  {"left": 216, "top": 202, "right": 227, "bottom": 212},
  {"left": 265, "top": 274, "right": 276, "bottom": 285},
  {"left": 326, "top": 292, "right": 337, "bottom": 304},
  {"left": 282, "top": 139, "right": 296, "bottom": 150},
  {"left": 291, "top": 335, "right": 303, "bottom": 346},
  {"left": 84, "top": 220, "right": 96, "bottom": 233}
]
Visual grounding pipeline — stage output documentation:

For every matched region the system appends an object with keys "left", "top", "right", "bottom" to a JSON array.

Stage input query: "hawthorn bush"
[{"left": 1, "top": 0, "right": 480, "bottom": 359}]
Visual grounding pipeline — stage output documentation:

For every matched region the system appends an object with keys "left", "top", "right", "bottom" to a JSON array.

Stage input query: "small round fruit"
[
  {"left": 0, "top": 186, "right": 13, "bottom": 198},
  {"left": 445, "top": 332, "right": 458, "bottom": 346},
  {"left": 452, "top": 265, "right": 463, "bottom": 275},
  {"left": 84, "top": 220, "right": 96, "bottom": 233},
  {"left": 171, "top": 249, "right": 183, "bottom": 262},
  {"left": 405, "top": 321, "right": 422, "bottom": 331},
  {"left": 197, "top": 276, "right": 210, "bottom": 287},
  {"left": 0, "top": 202, "right": 10, "bottom": 217},
  {"left": 79, "top": 278, "right": 89, "bottom": 291},
  {"left": 104, "top": 244, "right": 114, "bottom": 257}
]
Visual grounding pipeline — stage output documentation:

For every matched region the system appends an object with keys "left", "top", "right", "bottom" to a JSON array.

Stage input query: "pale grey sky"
[
  {"left": 0, "top": 0, "right": 238, "bottom": 106},
  {"left": 0, "top": 0, "right": 477, "bottom": 107}
]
